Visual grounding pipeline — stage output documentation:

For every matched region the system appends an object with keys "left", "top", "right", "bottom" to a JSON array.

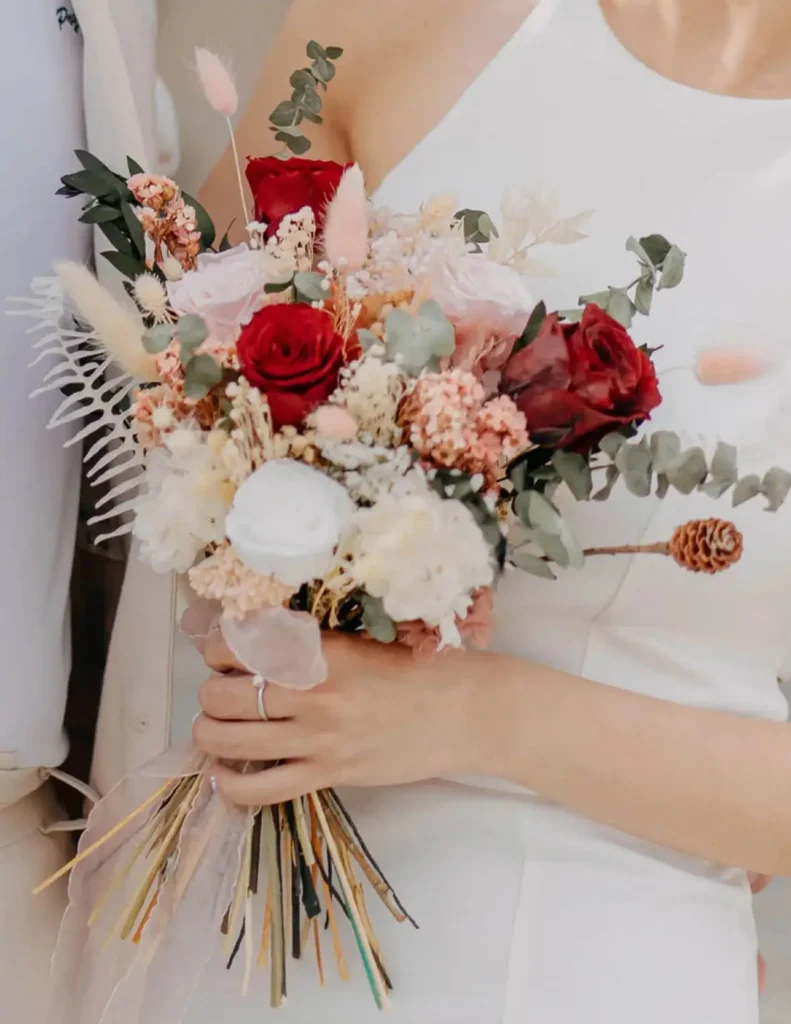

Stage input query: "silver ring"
[{"left": 253, "top": 674, "right": 268, "bottom": 721}]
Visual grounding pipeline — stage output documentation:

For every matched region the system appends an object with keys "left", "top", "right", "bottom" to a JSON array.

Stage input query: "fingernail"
[{"left": 210, "top": 775, "right": 218, "bottom": 793}]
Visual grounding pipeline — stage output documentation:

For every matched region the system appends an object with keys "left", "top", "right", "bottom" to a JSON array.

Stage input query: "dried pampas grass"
[{"left": 55, "top": 262, "right": 158, "bottom": 381}]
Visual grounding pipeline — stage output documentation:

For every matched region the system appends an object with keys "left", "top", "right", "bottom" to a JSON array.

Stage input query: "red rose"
[
  {"left": 237, "top": 304, "right": 346, "bottom": 428},
  {"left": 501, "top": 304, "right": 661, "bottom": 451},
  {"left": 246, "top": 156, "right": 351, "bottom": 239}
]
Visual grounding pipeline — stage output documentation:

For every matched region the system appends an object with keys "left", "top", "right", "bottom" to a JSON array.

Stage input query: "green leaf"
[
  {"left": 290, "top": 69, "right": 315, "bottom": 91},
  {"left": 649, "top": 430, "right": 682, "bottom": 473},
  {"left": 762, "top": 467, "right": 791, "bottom": 512},
  {"left": 615, "top": 441, "right": 652, "bottom": 497},
  {"left": 383, "top": 302, "right": 455, "bottom": 375},
  {"left": 306, "top": 40, "right": 327, "bottom": 60},
  {"left": 477, "top": 212, "right": 499, "bottom": 240},
  {"left": 625, "top": 235, "right": 652, "bottom": 266},
  {"left": 454, "top": 208, "right": 496, "bottom": 245},
  {"left": 127, "top": 156, "right": 146, "bottom": 176},
  {"left": 299, "top": 109, "right": 324, "bottom": 126},
  {"left": 599, "top": 432, "right": 628, "bottom": 459},
  {"left": 579, "top": 290, "right": 612, "bottom": 309},
  {"left": 360, "top": 594, "right": 397, "bottom": 644},
  {"left": 666, "top": 447, "right": 708, "bottom": 494},
  {"left": 264, "top": 276, "right": 295, "bottom": 294},
  {"left": 175, "top": 314, "right": 209, "bottom": 352},
  {"left": 732, "top": 474, "right": 762, "bottom": 507},
  {"left": 184, "top": 355, "right": 223, "bottom": 399},
  {"left": 357, "top": 328, "right": 380, "bottom": 352},
  {"left": 511, "top": 548, "right": 557, "bottom": 579},
  {"left": 120, "top": 200, "right": 146, "bottom": 259},
  {"left": 79, "top": 204, "right": 122, "bottom": 225},
  {"left": 61, "top": 169, "right": 120, "bottom": 199},
  {"left": 514, "top": 490, "right": 562, "bottom": 535},
  {"left": 98, "top": 220, "right": 134, "bottom": 255},
  {"left": 74, "top": 150, "right": 118, "bottom": 178},
  {"left": 293, "top": 271, "right": 329, "bottom": 303},
  {"left": 273, "top": 124, "right": 305, "bottom": 138},
  {"left": 710, "top": 441, "right": 738, "bottom": 484},
  {"left": 100, "top": 250, "right": 146, "bottom": 280},
  {"left": 183, "top": 192, "right": 215, "bottom": 250},
  {"left": 142, "top": 323, "right": 175, "bottom": 354},
  {"left": 311, "top": 57, "right": 335, "bottom": 83},
  {"left": 281, "top": 133, "right": 312, "bottom": 155},
  {"left": 639, "top": 234, "right": 673, "bottom": 267},
  {"left": 325, "top": 46, "right": 344, "bottom": 59},
  {"left": 558, "top": 308, "right": 584, "bottom": 323},
  {"left": 552, "top": 451, "right": 593, "bottom": 500},
  {"left": 658, "top": 244, "right": 686, "bottom": 290},
  {"left": 270, "top": 99, "right": 298, "bottom": 127},
  {"left": 593, "top": 464, "right": 620, "bottom": 501},
  {"left": 219, "top": 220, "right": 236, "bottom": 252},
  {"left": 634, "top": 277, "right": 654, "bottom": 316},
  {"left": 655, "top": 472, "right": 671, "bottom": 499},
  {"left": 606, "top": 289, "right": 636, "bottom": 328},
  {"left": 513, "top": 300, "right": 547, "bottom": 354},
  {"left": 532, "top": 530, "right": 572, "bottom": 568},
  {"left": 299, "top": 88, "right": 323, "bottom": 115}
]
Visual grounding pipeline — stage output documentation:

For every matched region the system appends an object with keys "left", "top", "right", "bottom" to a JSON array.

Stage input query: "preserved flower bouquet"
[{"left": 13, "top": 41, "right": 791, "bottom": 1023}]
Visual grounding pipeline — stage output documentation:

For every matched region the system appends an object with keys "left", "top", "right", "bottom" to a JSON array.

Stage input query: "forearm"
[{"left": 469, "top": 653, "right": 791, "bottom": 875}]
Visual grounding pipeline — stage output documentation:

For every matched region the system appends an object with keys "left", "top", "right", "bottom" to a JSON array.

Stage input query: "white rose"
[
  {"left": 226, "top": 460, "right": 355, "bottom": 587},
  {"left": 166, "top": 243, "right": 267, "bottom": 343}
]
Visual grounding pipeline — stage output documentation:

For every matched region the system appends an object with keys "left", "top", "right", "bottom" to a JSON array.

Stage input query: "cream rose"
[
  {"left": 166, "top": 243, "right": 267, "bottom": 343},
  {"left": 226, "top": 460, "right": 355, "bottom": 587}
]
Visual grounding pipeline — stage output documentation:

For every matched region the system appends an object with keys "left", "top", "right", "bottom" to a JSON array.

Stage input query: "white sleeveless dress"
[{"left": 183, "top": 1, "right": 791, "bottom": 1020}]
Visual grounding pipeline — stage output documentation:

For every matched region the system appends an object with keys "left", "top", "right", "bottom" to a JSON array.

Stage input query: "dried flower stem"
[{"left": 227, "top": 116, "right": 249, "bottom": 227}]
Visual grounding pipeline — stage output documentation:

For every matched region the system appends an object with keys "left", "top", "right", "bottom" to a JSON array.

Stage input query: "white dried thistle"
[{"left": 134, "top": 273, "right": 172, "bottom": 322}]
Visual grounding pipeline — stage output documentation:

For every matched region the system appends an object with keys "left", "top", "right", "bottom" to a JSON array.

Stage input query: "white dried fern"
[{"left": 7, "top": 277, "right": 145, "bottom": 543}]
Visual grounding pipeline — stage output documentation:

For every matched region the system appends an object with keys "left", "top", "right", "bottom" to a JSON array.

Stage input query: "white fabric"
[
  {"left": 178, "top": 1, "right": 791, "bottom": 1021},
  {"left": 0, "top": 0, "right": 86, "bottom": 769}
]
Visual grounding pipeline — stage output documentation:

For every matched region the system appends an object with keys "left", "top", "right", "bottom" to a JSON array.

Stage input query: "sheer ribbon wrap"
[{"left": 47, "top": 601, "right": 327, "bottom": 1024}]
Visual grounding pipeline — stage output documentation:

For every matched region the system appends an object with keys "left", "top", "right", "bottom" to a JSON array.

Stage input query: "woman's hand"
[{"left": 194, "top": 631, "right": 493, "bottom": 806}]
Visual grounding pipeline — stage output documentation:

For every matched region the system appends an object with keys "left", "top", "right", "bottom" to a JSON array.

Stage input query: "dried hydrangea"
[
  {"left": 189, "top": 544, "right": 294, "bottom": 620},
  {"left": 318, "top": 441, "right": 419, "bottom": 505}
]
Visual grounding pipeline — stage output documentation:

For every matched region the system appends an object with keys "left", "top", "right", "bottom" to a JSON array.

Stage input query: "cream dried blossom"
[
  {"left": 332, "top": 349, "right": 407, "bottom": 445},
  {"left": 133, "top": 427, "right": 233, "bottom": 573},
  {"left": 189, "top": 544, "right": 294, "bottom": 620},
  {"left": 257, "top": 207, "right": 316, "bottom": 278},
  {"left": 318, "top": 441, "right": 418, "bottom": 505},
  {"left": 487, "top": 187, "right": 592, "bottom": 277},
  {"left": 344, "top": 486, "right": 495, "bottom": 647}
]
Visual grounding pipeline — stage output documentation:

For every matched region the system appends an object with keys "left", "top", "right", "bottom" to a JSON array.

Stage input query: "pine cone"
[{"left": 668, "top": 518, "right": 744, "bottom": 574}]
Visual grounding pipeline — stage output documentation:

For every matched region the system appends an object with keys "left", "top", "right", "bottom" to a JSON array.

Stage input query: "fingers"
[
  {"left": 203, "top": 630, "right": 248, "bottom": 674},
  {"left": 212, "top": 761, "right": 320, "bottom": 806},
  {"left": 198, "top": 673, "right": 302, "bottom": 721},
  {"left": 193, "top": 715, "right": 307, "bottom": 761}
]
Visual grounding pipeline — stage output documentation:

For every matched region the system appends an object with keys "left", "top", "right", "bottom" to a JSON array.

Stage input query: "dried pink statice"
[
  {"left": 189, "top": 544, "right": 295, "bottom": 620},
  {"left": 400, "top": 369, "right": 528, "bottom": 488},
  {"left": 397, "top": 588, "right": 494, "bottom": 657}
]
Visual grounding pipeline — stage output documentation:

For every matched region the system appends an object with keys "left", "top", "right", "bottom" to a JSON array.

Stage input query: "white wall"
[{"left": 158, "top": 0, "right": 292, "bottom": 194}]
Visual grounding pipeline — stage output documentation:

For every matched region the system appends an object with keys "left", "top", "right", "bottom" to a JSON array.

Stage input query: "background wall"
[{"left": 158, "top": 0, "right": 292, "bottom": 195}]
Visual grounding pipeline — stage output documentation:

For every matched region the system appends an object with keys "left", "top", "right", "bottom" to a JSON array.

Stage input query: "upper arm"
[{"left": 199, "top": 0, "right": 372, "bottom": 237}]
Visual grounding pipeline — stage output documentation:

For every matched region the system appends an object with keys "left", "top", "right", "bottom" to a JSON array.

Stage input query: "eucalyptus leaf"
[
  {"left": 264, "top": 276, "right": 294, "bottom": 294},
  {"left": 762, "top": 467, "right": 791, "bottom": 512},
  {"left": 79, "top": 204, "right": 122, "bottom": 225},
  {"left": 454, "top": 208, "right": 496, "bottom": 245},
  {"left": 655, "top": 472, "right": 671, "bottom": 499},
  {"left": 732, "top": 474, "right": 762, "bottom": 507},
  {"left": 120, "top": 200, "right": 146, "bottom": 259},
  {"left": 290, "top": 69, "right": 315, "bottom": 91},
  {"left": 360, "top": 595, "right": 397, "bottom": 643},
  {"left": 634, "top": 277, "right": 654, "bottom": 316},
  {"left": 512, "top": 300, "right": 547, "bottom": 354},
  {"left": 384, "top": 302, "right": 455, "bottom": 375},
  {"left": 515, "top": 490, "right": 563, "bottom": 535},
  {"left": 293, "top": 271, "right": 329, "bottom": 302},
  {"left": 306, "top": 40, "right": 327, "bottom": 60},
  {"left": 357, "top": 328, "right": 380, "bottom": 352},
  {"left": 281, "top": 133, "right": 312, "bottom": 155},
  {"left": 649, "top": 430, "right": 682, "bottom": 473},
  {"left": 532, "top": 530, "right": 571, "bottom": 568},
  {"left": 270, "top": 100, "right": 298, "bottom": 126},
  {"left": 625, "top": 235, "right": 651, "bottom": 266},
  {"left": 710, "top": 441, "right": 738, "bottom": 485},
  {"left": 606, "top": 289, "right": 636, "bottom": 328},
  {"left": 142, "top": 323, "right": 175, "bottom": 354},
  {"left": 593, "top": 464, "right": 620, "bottom": 501},
  {"left": 175, "top": 314, "right": 209, "bottom": 352},
  {"left": 101, "top": 250, "right": 146, "bottom": 280},
  {"left": 552, "top": 451, "right": 593, "bottom": 500},
  {"left": 599, "top": 432, "right": 628, "bottom": 459},
  {"left": 639, "top": 234, "right": 672, "bottom": 267},
  {"left": 184, "top": 355, "right": 223, "bottom": 400},
  {"left": 614, "top": 441, "right": 652, "bottom": 496},
  {"left": 325, "top": 46, "right": 344, "bottom": 59},
  {"left": 272, "top": 125, "right": 304, "bottom": 138},
  {"left": 477, "top": 213, "right": 499, "bottom": 240},
  {"left": 299, "top": 109, "right": 324, "bottom": 126},
  {"left": 312, "top": 57, "right": 335, "bottom": 83},
  {"left": 299, "top": 89, "right": 322, "bottom": 115},
  {"left": 511, "top": 549, "right": 557, "bottom": 579},
  {"left": 666, "top": 447, "right": 708, "bottom": 494},
  {"left": 658, "top": 244, "right": 686, "bottom": 290},
  {"left": 578, "top": 290, "right": 611, "bottom": 309}
]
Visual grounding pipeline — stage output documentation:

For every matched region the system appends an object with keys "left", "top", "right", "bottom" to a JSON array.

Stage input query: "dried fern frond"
[{"left": 8, "top": 277, "right": 145, "bottom": 542}]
